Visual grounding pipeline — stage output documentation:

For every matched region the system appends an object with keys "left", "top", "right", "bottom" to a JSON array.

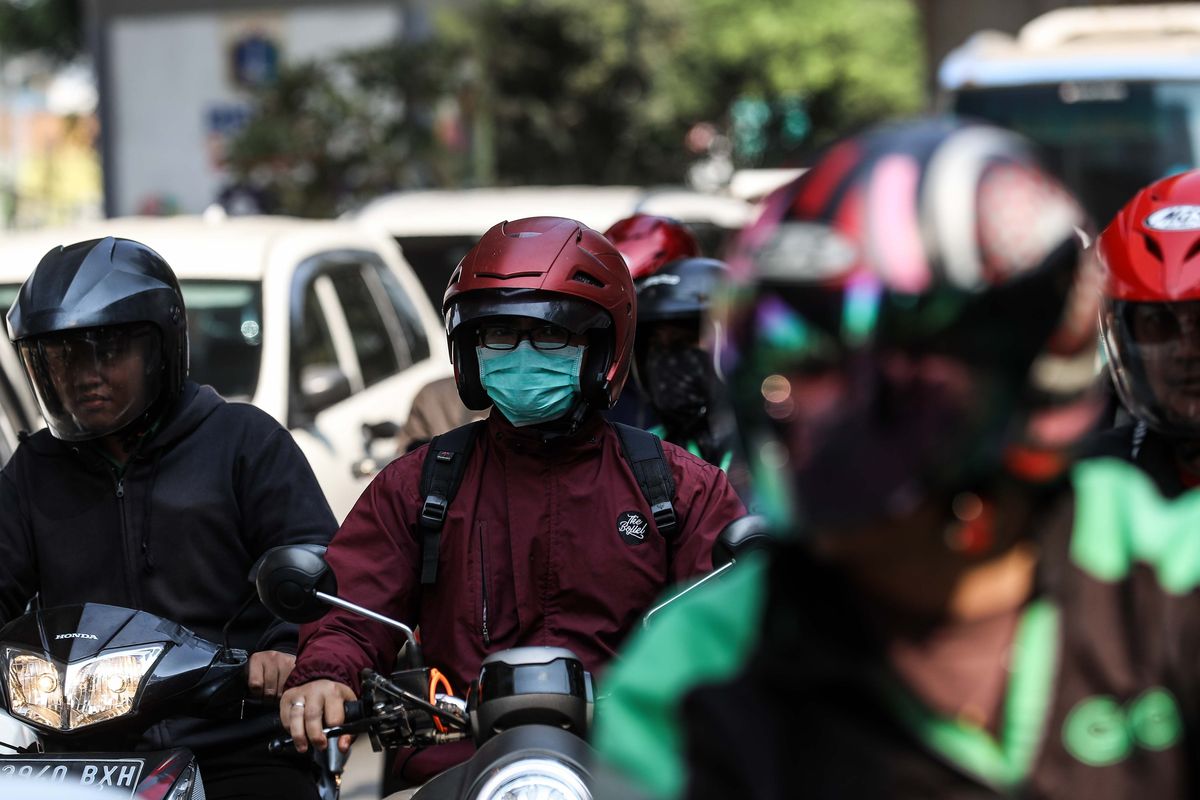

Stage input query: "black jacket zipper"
[
  {"left": 478, "top": 520, "right": 491, "bottom": 645},
  {"left": 113, "top": 473, "right": 141, "bottom": 606}
]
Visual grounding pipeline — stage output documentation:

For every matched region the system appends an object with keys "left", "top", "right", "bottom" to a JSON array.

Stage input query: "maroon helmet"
[
  {"left": 444, "top": 216, "right": 635, "bottom": 412},
  {"left": 604, "top": 213, "right": 700, "bottom": 280}
]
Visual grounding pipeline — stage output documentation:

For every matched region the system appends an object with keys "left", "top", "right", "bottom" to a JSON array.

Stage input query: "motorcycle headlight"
[
  {"left": 473, "top": 758, "right": 591, "bottom": 800},
  {"left": 4, "top": 646, "right": 164, "bottom": 731},
  {"left": 5, "top": 651, "right": 65, "bottom": 729}
]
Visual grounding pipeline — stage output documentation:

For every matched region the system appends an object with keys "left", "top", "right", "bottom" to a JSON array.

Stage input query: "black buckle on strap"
[
  {"left": 421, "top": 495, "right": 449, "bottom": 526},
  {"left": 651, "top": 501, "right": 676, "bottom": 534}
]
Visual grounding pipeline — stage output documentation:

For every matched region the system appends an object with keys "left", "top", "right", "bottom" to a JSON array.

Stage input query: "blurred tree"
[
  {"left": 227, "top": 0, "right": 924, "bottom": 214},
  {"left": 648, "top": 0, "right": 926, "bottom": 165},
  {"left": 224, "top": 39, "right": 461, "bottom": 218},
  {"left": 0, "top": 0, "right": 83, "bottom": 61}
]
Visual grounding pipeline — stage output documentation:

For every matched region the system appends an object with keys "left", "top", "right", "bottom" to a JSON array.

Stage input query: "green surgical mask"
[{"left": 477, "top": 342, "right": 584, "bottom": 427}]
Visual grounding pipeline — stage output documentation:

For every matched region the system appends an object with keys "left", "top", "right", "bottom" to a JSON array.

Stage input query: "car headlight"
[
  {"left": 473, "top": 758, "right": 591, "bottom": 800},
  {"left": 4, "top": 646, "right": 164, "bottom": 731}
]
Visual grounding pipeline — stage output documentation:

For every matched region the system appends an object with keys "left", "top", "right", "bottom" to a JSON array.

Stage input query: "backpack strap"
[
  {"left": 417, "top": 420, "right": 486, "bottom": 585},
  {"left": 611, "top": 422, "right": 678, "bottom": 538}
]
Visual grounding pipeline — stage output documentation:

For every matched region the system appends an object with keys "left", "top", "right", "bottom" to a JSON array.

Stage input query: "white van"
[
  {"left": 0, "top": 214, "right": 451, "bottom": 520},
  {"left": 940, "top": 3, "right": 1200, "bottom": 225},
  {"left": 352, "top": 185, "right": 754, "bottom": 305}
]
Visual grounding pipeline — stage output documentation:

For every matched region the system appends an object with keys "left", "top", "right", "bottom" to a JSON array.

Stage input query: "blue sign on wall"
[{"left": 231, "top": 33, "right": 280, "bottom": 88}]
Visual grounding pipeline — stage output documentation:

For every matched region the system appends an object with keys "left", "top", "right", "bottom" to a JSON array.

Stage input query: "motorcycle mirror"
[
  {"left": 643, "top": 515, "right": 774, "bottom": 630},
  {"left": 253, "top": 544, "right": 337, "bottom": 624},
  {"left": 712, "top": 514, "right": 773, "bottom": 568}
]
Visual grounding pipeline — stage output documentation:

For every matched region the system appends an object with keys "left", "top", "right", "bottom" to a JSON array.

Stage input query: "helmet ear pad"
[
  {"left": 451, "top": 326, "right": 491, "bottom": 411},
  {"left": 449, "top": 325, "right": 616, "bottom": 412},
  {"left": 580, "top": 328, "right": 615, "bottom": 410}
]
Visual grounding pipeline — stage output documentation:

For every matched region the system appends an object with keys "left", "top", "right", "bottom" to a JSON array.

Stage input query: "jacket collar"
[{"left": 484, "top": 410, "right": 606, "bottom": 461}]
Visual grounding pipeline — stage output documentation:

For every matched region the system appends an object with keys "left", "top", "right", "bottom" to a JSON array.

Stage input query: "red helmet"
[
  {"left": 444, "top": 216, "right": 635, "bottom": 412},
  {"left": 722, "top": 118, "right": 1096, "bottom": 533},
  {"left": 1099, "top": 169, "right": 1200, "bottom": 435},
  {"left": 603, "top": 214, "right": 700, "bottom": 280}
]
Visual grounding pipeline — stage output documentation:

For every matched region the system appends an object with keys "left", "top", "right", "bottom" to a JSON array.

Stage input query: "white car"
[
  {"left": 352, "top": 185, "right": 754, "bottom": 305},
  {"left": 0, "top": 213, "right": 451, "bottom": 520}
]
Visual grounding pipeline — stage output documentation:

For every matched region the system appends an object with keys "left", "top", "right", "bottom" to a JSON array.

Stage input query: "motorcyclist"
[
  {"left": 1, "top": 237, "right": 336, "bottom": 799},
  {"left": 593, "top": 119, "right": 1199, "bottom": 800},
  {"left": 280, "top": 216, "right": 745, "bottom": 787},
  {"left": 603, "top": 213, "right": 701, "bottom": 429},
  {"left": 632, "top": 256, "right": 739, "bottom": 475},
  {"left": 1082, "top": 169, "right": 1200, "bottom": 496}
]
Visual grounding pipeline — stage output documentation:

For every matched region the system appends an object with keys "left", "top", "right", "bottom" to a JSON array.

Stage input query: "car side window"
[
  {"left": 328, "top": 267, "right": 401, "bottom": 387},
  {"left": 374, "top": 264, "right": 431, "bottom": 365},
  {"left": 297, "top": 280, "right": 339, "bottom": 378}
]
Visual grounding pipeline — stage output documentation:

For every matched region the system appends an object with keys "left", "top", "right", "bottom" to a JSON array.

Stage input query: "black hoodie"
[{"left": 0, "top": 380, "right": 336, "bottom": 657}]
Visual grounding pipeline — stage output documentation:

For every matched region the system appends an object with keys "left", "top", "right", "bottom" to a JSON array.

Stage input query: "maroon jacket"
[{"left": 286, "top": 413, "right": 744, "bottom": 763}]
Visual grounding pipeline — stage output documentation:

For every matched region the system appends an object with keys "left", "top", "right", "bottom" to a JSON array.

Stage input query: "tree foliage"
[
  {"left": 0, "top": 0, "right": 83, "bottom": 62},
  {"left": 223, "top": 40, "right": 461, "bottom": 218},
  {"left": 227, "top": 0, "right": 925, "bottom": 215}
]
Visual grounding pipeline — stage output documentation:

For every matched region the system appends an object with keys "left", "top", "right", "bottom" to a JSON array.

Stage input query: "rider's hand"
[
  {"left": 280, "top": 680, "right": 357, "bottom": 754},
  {"left": 247, "top": 650, "right": 295, "bottom": 699}
]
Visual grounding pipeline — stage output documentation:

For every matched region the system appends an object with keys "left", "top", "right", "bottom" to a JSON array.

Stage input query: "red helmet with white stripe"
[{"left": 1099, "top": 169, "right": 1200, "bottom": 435}]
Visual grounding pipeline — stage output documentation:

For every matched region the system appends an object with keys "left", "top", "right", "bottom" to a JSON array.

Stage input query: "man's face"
[
  {"left": 39, "top": 325, "right": 155, "bottom": 435},
  {"left": 1125, "top": 301, "right": 1200, "bottom": 426}
]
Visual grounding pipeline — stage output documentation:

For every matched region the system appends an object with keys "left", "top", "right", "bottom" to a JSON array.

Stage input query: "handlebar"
[
  {"left": 267, "top": 675, "right": 471, "bottom": 754},
  {"left": 267, "top": 698, "right": 382, "bottom": 753}
]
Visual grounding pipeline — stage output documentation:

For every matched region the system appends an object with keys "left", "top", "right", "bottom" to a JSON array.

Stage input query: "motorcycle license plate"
[{"left": 0, "top": 756, "right": 144, "bottom": 798}]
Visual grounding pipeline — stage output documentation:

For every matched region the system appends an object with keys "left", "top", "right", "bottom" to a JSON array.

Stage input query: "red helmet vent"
[
  {"left": 1142, "top": 234, "right": 1164, "bottom": 262},
  {"left": 572, "top": 271, "right": 605, "bottom": 288},
  {"left": 1185, "top": 237, "right": 1200, "bottom": 264}
]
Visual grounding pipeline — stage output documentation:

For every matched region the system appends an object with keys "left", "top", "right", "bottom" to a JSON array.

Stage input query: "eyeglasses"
[
  {"left": 478, "top": 323, "right": 573, "bottom": 351},
  {"left": 1126, "top": 302, "right": 1200, "bottom": 345}
]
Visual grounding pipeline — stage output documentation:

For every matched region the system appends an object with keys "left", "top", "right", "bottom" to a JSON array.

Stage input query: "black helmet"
[
  {"left": 633, "top": 258, "right": 731, "bottom": 433},
  {"left": 635, "top": 257, "right": 729, "bottom": 325},
  {"left": 721, "top": 118, "right": 1098, "bottom": 535},
  {"left": 6, "top": 237, "right": 189, "bottom": 442}
]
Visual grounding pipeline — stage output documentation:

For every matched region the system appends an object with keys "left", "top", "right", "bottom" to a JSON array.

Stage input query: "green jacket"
[{"left": 594, "top": 458, "right": 1200, "bottom": 799}]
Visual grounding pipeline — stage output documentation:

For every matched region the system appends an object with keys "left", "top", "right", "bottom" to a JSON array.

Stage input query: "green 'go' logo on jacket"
[{"left": 1062, "top": 688, "right": 1182, "bottom": 766}]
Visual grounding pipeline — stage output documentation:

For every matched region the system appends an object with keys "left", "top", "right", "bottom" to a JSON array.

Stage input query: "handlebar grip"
[{"left": 343, "top": 700, "right": 365, "bottom": 723}]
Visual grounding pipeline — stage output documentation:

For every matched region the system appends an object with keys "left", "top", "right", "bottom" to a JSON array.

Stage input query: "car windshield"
[
  {"left": 954, "top": 80, "right": 1200, "bottom": 225},
  {"left": 394, "top": 235, "right": 479, "bottom": 307},
  {"left": 181, "top": 281, "right": 263, "bottom": 400},
  {"left": 1, "top": 280, "right": 263, "bottom": 401}
]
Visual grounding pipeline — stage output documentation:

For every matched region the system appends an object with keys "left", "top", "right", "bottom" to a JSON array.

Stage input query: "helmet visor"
[
  {"left": 446, "top": 290, "right": 611, "bottom": 337},
  {"left": 1103, "top": 299, "right": 1200, "bottom": 436},
  {"left": 17, "top": 323, "right": 163, "bottom": 442}
]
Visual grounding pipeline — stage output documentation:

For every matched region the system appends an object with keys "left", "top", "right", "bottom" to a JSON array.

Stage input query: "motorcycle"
[
  {"left": 254, "top": 544, "right": 595, "bottom": 800},
  {"left": 0, "top": 601, "right": 341, "bottom": 800}
]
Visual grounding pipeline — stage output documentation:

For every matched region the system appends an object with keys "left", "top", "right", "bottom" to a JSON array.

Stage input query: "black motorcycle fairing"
[
  {"left": 0, "top": 603, "right": 240, "bottom": 736},
  {"left": 411, "top": 724, "right": 593, "bottom": 800}
]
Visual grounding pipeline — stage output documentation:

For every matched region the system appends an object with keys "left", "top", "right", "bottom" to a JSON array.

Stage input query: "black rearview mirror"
[
  {"left": 253, "top": 544, "right": 337, "bottom": 623},
  {"left": 713, "top": 514, "right": 773, "bottom": 568}
]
